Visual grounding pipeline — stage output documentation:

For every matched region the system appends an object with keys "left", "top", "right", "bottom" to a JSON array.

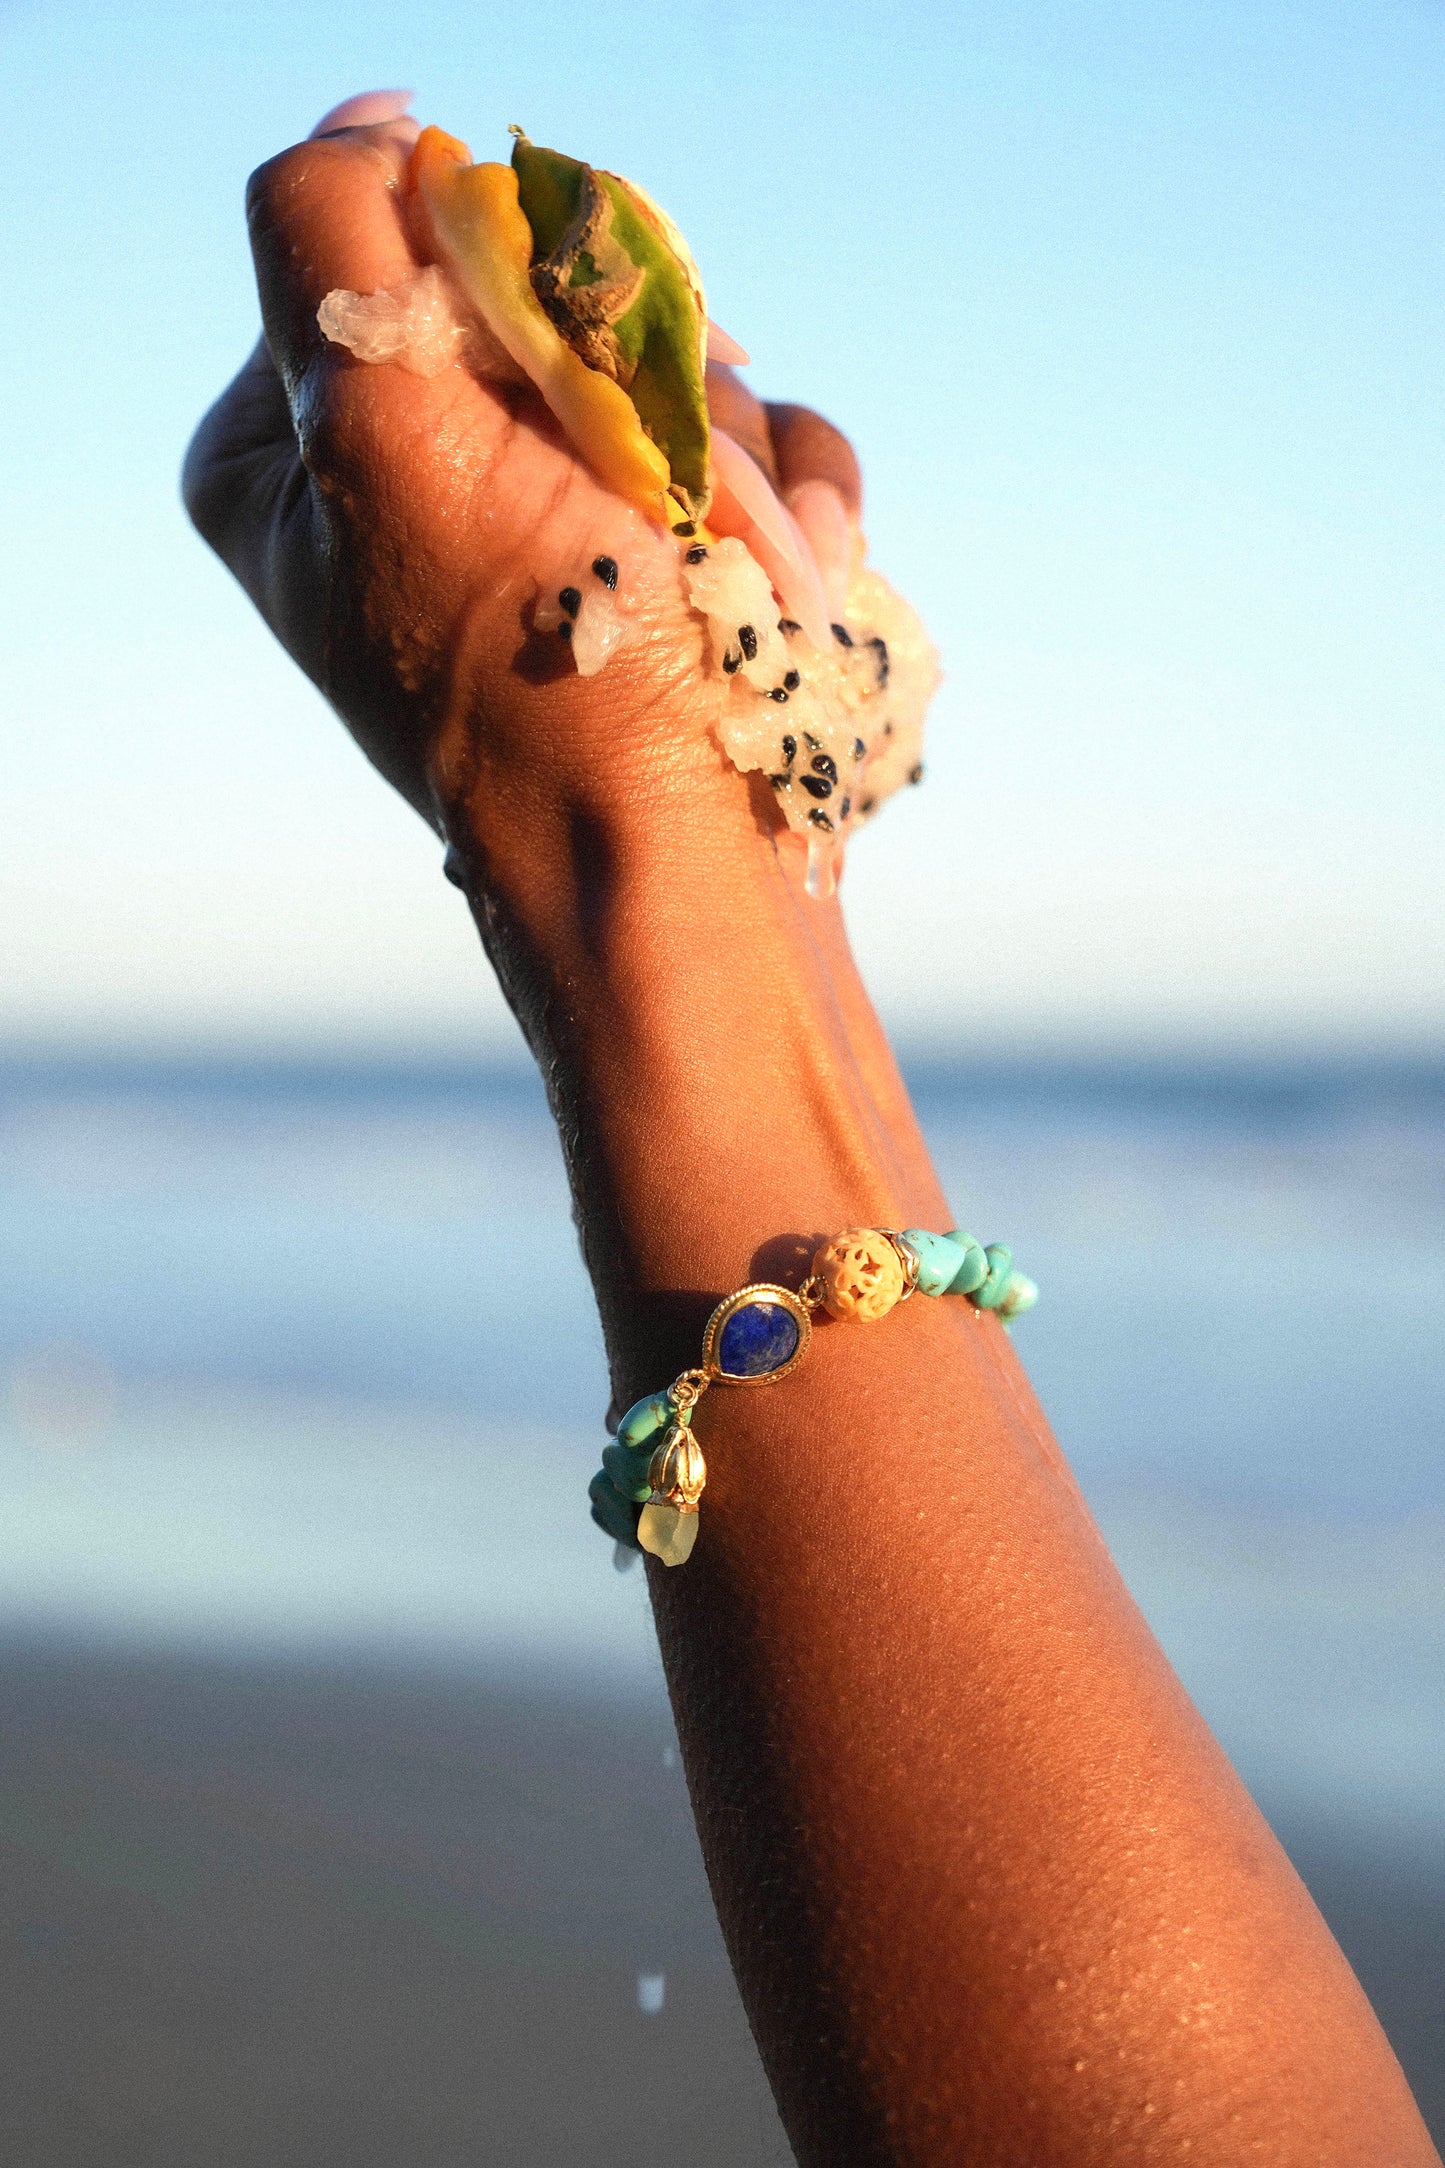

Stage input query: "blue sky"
[{"left": 2, "top": 0, "right": 1441, "bottom": 1051}]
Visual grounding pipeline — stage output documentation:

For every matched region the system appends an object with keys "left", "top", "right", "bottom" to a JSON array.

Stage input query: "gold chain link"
[{"left": 667, "top": 1368, "right": 711, "bottom": 1417}]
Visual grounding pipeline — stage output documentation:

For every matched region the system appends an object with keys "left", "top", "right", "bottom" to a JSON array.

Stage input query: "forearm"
[{"left": 449, "top": 746, "right": 1435, "bottom": 2167}]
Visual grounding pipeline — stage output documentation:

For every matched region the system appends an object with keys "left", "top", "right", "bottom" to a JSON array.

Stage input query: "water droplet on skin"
[{"left": 637, "top": 1972, "right": 665, "bottom": 2015}]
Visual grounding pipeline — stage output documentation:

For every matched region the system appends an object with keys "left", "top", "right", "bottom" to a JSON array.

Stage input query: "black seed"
[
  {"left": 685, "top": 545, "right": 708, "bottom": 564},
  {"left": 807, "top": 808, "right": 835, "bottom": 831},
  {"left": 867, "top": 635, "right": 890, "bottom": 686},
  {"left": 592, "top": 555, "right": 619, "bottom": 590},
  {"left": 559, "top": 586, "right": 582, "bottom": 618},
  {"left": 781, "top": 735, "right": 797, "bottom": 766},
  {"left": 811, "top": 753, "right": 837, "bottom": 783},
  {"left": 723, "top": 651, "right": 741, "bottom": 675},
  {"left": 883, "top": 721, "right": 894, "bottom": 736},
  {"left": 860, "top": 795, "right": 876, "bottom": 815},
  {"left": 839, "top": 797, "right": 852, "bottom": 820},
  {"left": 769, "top": 687, "right": 789, "bottom": 703},
  {"left": 800, "top": 773, "right": 834, "bottom": 800},
  {"left": 783, "top": 669, "right": 801, "bottom": 691},
  {"left": 853, "top": 737, "right": 867, "bottom": 760},
  {"left": 557, "top": 619, "right": 572, "bottom": 640},
  {"left": 803, "top": 731, "right": 821, "bottom": 751},
  {"left": 909, "top": 762, "right": 924, "bottom": 785},
  {"left": 831, "top": 623, "right": 854, "bottom": 647},
  {"left": 738, "top": 624, "right": 758, "bottom": 660},
  {"left": 769, "top": 773, "right": 791, "bottom": 790},
  {"left": 674, "top": 520, "right": 696, "bottom": 537},
  {"left": 778, "top": 617, "right": 801, "bottom": 636}
]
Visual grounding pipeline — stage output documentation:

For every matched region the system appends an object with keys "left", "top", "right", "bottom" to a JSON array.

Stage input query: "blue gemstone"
[{"left": 717, "top": 1300, "right": 800, "bottom": 1379}]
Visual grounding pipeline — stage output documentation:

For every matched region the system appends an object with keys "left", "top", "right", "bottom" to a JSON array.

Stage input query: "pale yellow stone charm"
[
  {"left": 812, "top": 1228, "right": 906, "bottom": 1321},
  {"left": 637, "top": 1500, "right": 701, "bottom": 1567}
]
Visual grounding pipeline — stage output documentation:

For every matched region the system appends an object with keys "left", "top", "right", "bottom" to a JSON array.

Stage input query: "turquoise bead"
[
  {"left": 617, "top": 1391, "right": 671, "bottom": 1449},
  {"left": 900, "top": 1228, "right": 967, "bottom": 1297},
  {"left": 603, "top": 1439, "right": 656, "bottom": 1502},
  {"left": 943, "top": 1232, "right": 990, "bottom": 1295},
  {"left": 971, "top": 1243, "right": 1014, "bottom": 1310},
  {"left": 589, "top": 1469, "right": 641, "bottom": 1547},
  {"left": 1000, "top": 1271, "right": 1039, "bottom": 1320}
]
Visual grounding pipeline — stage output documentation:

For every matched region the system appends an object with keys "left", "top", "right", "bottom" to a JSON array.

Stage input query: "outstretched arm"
[{"left": 185, "top": 113, "right": 1437, "bottom": 2166}]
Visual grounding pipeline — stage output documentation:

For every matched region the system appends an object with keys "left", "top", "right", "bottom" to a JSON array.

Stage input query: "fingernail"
[
  {"left": 310, "top": 89, "right": 414, "bottom": 138},
  {"left": 784, "top": 479, "right": 855, "bottom": 619},
  {"left": 706, "top": 319, "right": 751, "bottom": 367}
]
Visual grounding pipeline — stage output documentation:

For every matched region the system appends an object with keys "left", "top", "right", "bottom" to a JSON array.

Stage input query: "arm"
[
  {"left": 451, "top": 741, "right": 1429, "bottom": 2168},
  {"left": 185, "top": 114, "right": 1438, "bottom": 2167}
]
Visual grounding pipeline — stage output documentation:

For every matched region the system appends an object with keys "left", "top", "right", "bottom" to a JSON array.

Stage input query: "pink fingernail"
[
  {"left": 784, "top": 479, "right": 855, "bottom": 620},
  {"left": 710, "top": 429, "right": 833, "bottom": 653},
  {"left": 706, "top": 320, "right": 751, "bottom": 367},
  {"left": 310, "top": 89, "right": 415, "bottom": 138}
]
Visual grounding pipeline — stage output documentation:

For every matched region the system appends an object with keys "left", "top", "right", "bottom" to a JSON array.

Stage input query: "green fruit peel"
[{"left": 510, "top": 132, "right": 712, "bottom": 523}]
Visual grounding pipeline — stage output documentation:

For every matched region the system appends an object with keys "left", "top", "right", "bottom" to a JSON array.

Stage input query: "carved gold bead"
[
  {"left": 811, "top": 1229, "right": 906, "bottom": 1321},
  {"left": 647, "top": 1420, "right": 707, "bottom": 1506}
]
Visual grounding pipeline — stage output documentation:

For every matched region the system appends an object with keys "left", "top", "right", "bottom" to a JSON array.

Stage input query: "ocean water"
[
  {"left": 2, "top": 1053, "right": 1440, "bottom": 1822},
  {"left": 0, "top": 1052, "right": 1440, "bottom": 2158}
]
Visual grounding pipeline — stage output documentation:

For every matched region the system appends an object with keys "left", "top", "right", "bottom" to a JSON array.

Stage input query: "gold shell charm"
[
  {"left": 637, "top": 1418, "right": 706, "bottom": 1567},
  {"left": 647, "top": 1420, "right": 707, "bottom": 1506},
  {"left": 811, "top": 1228, "right": 906, "bottom": 1321}
]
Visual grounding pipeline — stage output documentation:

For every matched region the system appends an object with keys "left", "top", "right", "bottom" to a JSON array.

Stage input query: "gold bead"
[{"left": 811, "top": 1228, "right": 906, "bottom": 1321}]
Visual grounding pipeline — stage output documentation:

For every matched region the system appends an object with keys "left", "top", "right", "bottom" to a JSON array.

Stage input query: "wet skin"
[{"left": 186, "top": 117, "right": 1440, "bottom": 2168}]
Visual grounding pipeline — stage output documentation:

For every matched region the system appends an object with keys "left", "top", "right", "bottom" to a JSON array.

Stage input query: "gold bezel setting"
[{"left": 701, "top": 1283, "right": 813, "bottom": 1386}]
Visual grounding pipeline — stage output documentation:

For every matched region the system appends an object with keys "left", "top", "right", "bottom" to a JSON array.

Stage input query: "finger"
[
  {"left": 764, "top": 403, "right": 863, "bottom": 617},
  {"left": 781, "top": 479, "right": 854, "bottom": 619},
  {"left": 705, "top": 361, "right": 779, "bottom": 486},
  {"left": 246, "top": 124, "right": 422, "bottom": 394},
  {"left": 763, "top": 402, "right": 862, "bottom": 517}
]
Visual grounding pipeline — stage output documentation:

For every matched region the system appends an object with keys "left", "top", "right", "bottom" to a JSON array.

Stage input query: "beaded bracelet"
[{"left": 589, "top": 1226, "right": 1037, "bottom": 1567}]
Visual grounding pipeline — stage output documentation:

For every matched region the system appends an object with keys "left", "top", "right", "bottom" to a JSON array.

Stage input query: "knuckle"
[
  {"left": 291, "top": 356, "right": 378, "bottom": 494},
  {"left": 244, "top": 142, "right": 321, "bottom": 239}
]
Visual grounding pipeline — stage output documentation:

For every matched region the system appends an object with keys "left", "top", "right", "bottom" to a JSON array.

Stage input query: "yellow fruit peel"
[{"left": 409, "top": 127, "right": 672, "bottom": 516}]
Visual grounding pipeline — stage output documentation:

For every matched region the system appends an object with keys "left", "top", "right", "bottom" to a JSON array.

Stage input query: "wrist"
[
  {"left": 434, "top": 681, "right": 802, "bottom": 1005},
  {"left": 442, "top": 727, "right": 910, "bottom": 1374}
]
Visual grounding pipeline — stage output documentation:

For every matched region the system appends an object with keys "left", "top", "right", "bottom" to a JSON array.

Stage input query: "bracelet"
[{"left": 588, "top": 1227, "right": 1037, "bottom": 1567}]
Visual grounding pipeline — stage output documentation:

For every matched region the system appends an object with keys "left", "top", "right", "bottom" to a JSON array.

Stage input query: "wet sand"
[{"left": 0, "top": 1640, "right": 1437, "bottom": 2164}]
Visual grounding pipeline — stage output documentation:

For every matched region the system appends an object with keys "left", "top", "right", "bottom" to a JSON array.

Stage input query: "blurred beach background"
[{"left": 1, "top": 0, "right": 1442, "bottom": 2159}]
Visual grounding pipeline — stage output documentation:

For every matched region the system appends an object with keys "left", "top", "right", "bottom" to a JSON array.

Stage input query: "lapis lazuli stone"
[{"left": 717, "top": 1300, "right": 800, "bottom": 1379}]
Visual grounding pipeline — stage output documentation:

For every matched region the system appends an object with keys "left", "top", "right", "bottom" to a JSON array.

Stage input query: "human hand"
[{"left": 183, "top": 98, "right": 862, "bottom": 855}]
